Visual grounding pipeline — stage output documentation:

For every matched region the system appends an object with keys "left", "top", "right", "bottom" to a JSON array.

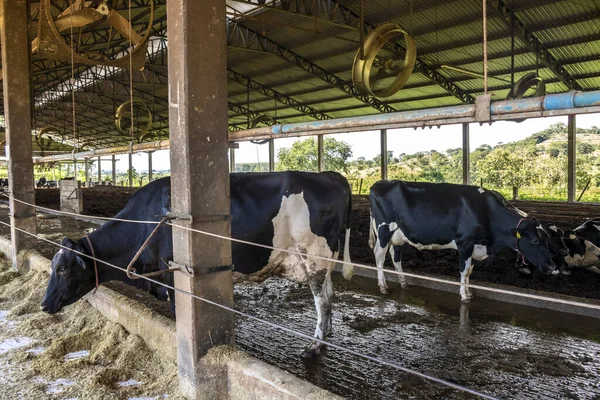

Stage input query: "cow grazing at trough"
[
  {"left": 358, "top": 181, "right": 556, "bottom": 302},
  {"left": 41, "top": 171, "right": 352, "bottom": 357},
  {"left": 515, "top": 224, "right": 570, "bottom": 275}
]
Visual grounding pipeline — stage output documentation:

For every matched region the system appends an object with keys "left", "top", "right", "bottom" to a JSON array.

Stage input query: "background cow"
[
  {"left": 41, "top": 171, "right": 352, "bottom": 358},
  {"left": 359, "top": 181, "right": 556, "bottom": 302},
  {"left": 515, "top": 224, "right": 570, "bottom": 275}
]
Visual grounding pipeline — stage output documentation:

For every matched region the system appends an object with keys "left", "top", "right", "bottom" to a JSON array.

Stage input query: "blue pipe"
[{"left": 231, "top": 89, "right": 600, "bottom": 141}]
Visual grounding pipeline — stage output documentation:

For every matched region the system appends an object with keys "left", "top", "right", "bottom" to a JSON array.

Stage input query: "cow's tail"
[
  {"left": 341, "top": 191, "right": 354, "bottom": 280},
  {"left": 368, "top": 212, "right": 377, "bottom": 250}
]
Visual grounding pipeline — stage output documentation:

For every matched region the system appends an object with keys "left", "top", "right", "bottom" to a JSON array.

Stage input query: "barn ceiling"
[{"left": 0, "top": 0, "right": 599, "bottom": 154}]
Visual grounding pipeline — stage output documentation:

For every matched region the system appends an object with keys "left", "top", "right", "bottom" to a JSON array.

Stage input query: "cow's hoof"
[
  {"left": 561, "top": 269, "right": 572, "bottom": 276},
  {"left": 301, "top": 347, "right": 320, "bottom": 359},
  {"left": 517, "top": 267, "right": 532, "bottom": 275}
]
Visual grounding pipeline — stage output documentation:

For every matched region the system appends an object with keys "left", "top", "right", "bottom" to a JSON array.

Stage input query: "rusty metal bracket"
[
  {"left": 67, "top": 188, "right": 79, "bottom": 200},
  {"left": 162, "top": 212, "right": 193, "bottom": 222},
  {"left": 169, "top": 260, "right": 195, "bottom": 277},
  {"left": 126, "top": 216, "right": 173, "bottom": 279}
]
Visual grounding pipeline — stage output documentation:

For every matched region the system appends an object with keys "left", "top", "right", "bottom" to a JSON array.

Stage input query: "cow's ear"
[
  {"left": 511, "top": 229, "right": 522, "bottom": 239},
  {"left": 75, "top": 254, "right": 88, "bottom": 270},
  {"left": 60, "top": 238, "right": 76, "bottom": 248}
]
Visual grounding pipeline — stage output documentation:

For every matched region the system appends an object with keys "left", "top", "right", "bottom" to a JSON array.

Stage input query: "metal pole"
[
  {"left": 84, "top": 158, "right": 89, "bottom": 184},
  {"left": 1, "top": 0, "right": 36, "bottom": 271},
  {"left": 268, "top": 139, "right": 275, "bottom": 172},
  {"left": 167, "top": 0, "right": 233, "bottom": 397},
  {"left": 97, "top": 156, "right": 101, "bottom": 183},
  {"left": 74, "top": 160, "right": 78, "bottom": 180},
  {"left": 128, "top": 153, "right": 133, "bottom": 187},
  {"left": 111, "top": 155, "right": 116, "bottom": 185},
  {"left": 317, "top": 135, "right": 324, "bottom": 172},
  {"left": 380, "top": 129, "right": 388, "bottom": 180},
  {"left": 148, "top": 152, "right": 153, "bottom": 183},
  {"left": 568, "top": 115, "right": 576, "bottom": 203},
  {"left": 483, "top": 0, "right": 488, "bottom": 94},
  {"left": 229, "top": 147, "right": 236, "bottom": 172},
  {"left": 462, "top": 123, "right": 471, "bottom": 185}
]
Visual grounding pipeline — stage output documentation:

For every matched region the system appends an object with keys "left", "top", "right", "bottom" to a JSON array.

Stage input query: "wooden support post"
[
  {"left": 462, "top": 123, "right": 471, "bottom": 185},
  {"left": 229, "top": 148, "right": 236, "bottom": 173},
  {"left": 112, "top": 155, "right": 117, "bottom": 185},
  {"left": 380, "top": 129, "right": 388, "bottom": 180},
  {"left": 568, "top": 115, "right": 576, "bottom": 203},
  {"left": 1, "top": 0, "right": 36, "bottom": 271},
  {"left": 148, "top": 152, "right": 153, "bottom": 183},
  {"left": 167, "top": 0, "right": 233, "bottom": 398},
  {"left": 317, "top": 135, "right": 324, "bottom": 172},
  {"left": 97, "top": 156, "right": 102, "bottom": 183},
  {"left": 268, "top": 139, "right": 275, "bottom": 172},
  {"left": 128, "top": 153, "right": 133, "bottom": 187}
]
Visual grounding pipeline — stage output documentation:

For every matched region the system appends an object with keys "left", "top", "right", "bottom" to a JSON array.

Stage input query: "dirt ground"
[{"left": 0, "top": 258, "right": 183, "bottom": 400}]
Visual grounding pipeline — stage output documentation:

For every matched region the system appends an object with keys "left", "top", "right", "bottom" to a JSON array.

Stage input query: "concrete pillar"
[
  {"left": 380, "top": 129, "right": 388, "bottom": 180},
  {"left": 97, "top": 156, "right": 102, "bottom": 183},
  {"left": 462, "top": 123, "right": 471, "bottom": 185},
  {"left": 317, "top": 135, "right": 324, "bottom": 172},
  {"left": 128, "top": 153, "right": 133, "bottom": 187},
  {"left": 148, "top": 152, "right": 153, "bottom": 182},
  {"left": 112, "top": 155, "right": 117, "bottom": 185},
  {"left": 268, "top": 139, "right": 275, "bottom": 172},
  {"left": 568, "top": 115, "right": 576, "bottom": 203},
  {"left": 167, "top": 0, "right": 233, "bottom": 398},
  {"left": 1, "top": 0, "right": 37, "bottom": 271},
  {"left": 229, "top": 148, "right": 236, "bottom": 172}
]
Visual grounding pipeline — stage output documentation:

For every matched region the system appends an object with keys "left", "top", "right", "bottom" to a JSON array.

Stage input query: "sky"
[{"left": 114, "top": 113, "right": 600, "bottom": 172}]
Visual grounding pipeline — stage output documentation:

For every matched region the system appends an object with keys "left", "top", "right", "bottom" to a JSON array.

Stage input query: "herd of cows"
[{"left": 38, "top": 171, "right": 600, "bottom": 357}]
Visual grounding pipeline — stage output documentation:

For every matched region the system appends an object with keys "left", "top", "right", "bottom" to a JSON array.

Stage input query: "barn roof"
[{"left": 1, "top": 0, "right": 599, "bottom": 154}]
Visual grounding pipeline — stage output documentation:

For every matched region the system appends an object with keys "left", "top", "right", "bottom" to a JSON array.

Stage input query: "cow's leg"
[
  {"left": 302, "top": 269, "right": 334, "bottom": 358},
  {"left": 374, "top": 240, "right": 390, "bottom": 294},
  {"left": 587, "top": 265, "right": 600, "bottom": 274},
  {"left": 458, "top": 246, "right": 475, "bottom": 302},
  {"left": 389, "top": 245, "right": 407, "bottom": 288}
]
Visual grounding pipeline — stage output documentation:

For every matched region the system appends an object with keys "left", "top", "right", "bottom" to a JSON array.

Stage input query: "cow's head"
[
  {"left": 562, "top": 230, "right": 600, "bottom": 267},
  {"left": 546, "top": 225, "right": 569, "bottom": 259},
  {"left": 511, "top": 219, "right": 557, "bottom": 274},
  {"left": 41, "top": 238, "right": 95, "bottom": 314}
]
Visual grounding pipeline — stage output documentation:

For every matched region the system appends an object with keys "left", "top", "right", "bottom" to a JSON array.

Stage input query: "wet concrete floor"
[{"left": 3, "top": 206, "right": 600, "bottom": 399}]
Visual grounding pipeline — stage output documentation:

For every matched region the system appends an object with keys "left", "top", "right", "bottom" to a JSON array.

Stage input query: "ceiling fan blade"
[
  {"left": 54, "top": 8, "right": 106, "bottom": 33},
  {"left": 107, "top": 9, "right": 142, "bottom": 46}
]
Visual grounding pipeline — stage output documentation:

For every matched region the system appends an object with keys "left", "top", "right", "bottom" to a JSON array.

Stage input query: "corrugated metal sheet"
[{"left": 13, "top": 0, "right": 600, "bottom": 147}]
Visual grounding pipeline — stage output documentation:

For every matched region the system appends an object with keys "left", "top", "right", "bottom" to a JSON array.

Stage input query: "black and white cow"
[
  {"left": 515, "top": 224, "right": 570, "bottom": 275},
  {"left": 359, "top": 181, "right": 556, "bottom": 302},
  {"left": 561, "top": 219, "right": 600, "bottom": 273},
  {"left": 41, "top": 171, "right": 353, "bottom": 357}
]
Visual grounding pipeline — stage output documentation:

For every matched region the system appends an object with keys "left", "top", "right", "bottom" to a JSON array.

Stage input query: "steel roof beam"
[
  {"left": 227, "top": 69, "right": 331, "bottom": 120},
  {"left": 227, "top": 22, "right": 397, "bottom": 113},
  {"left": 496, "top": 1, "right": 583, "bottom": 90}
]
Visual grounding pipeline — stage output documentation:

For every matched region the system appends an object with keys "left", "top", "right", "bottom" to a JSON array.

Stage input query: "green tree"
[
  {"left": 277, "top": 137, "right": 352, "bottom": 173},
  {"left": 577, "top": 142, "right": 594, "bottom": 155},
  {"left": 475, "top": 149, "right": 534, "bottom": 188}
]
